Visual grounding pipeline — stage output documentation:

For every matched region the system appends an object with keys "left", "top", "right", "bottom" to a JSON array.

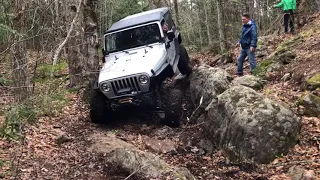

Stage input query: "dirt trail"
[{"left": 0, "top": 89, "right": 312, "bottom": 180}]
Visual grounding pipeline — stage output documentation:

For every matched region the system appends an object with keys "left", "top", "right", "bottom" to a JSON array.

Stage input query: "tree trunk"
[
  {"left": 216, "top": 0, "right": 227, "bottom": 53},
  {"left": 83, "top": 0, "right": 100, "bottom": 86},
  {"left": 205, "top": 0, "right": 212, "bottom": 46},
  {"left": 317, "top": 0, "right": 320, "bottom": 11},
  {"left": 67, "top": 0, "right": 85, "bottom": 87},
  {"left": 11, "top": 0, "right": 30, "bottom": 102},
  {"left": 154, "top": 0, "right": 164, "bottom": 8},
  {"left": 197, "top": 4, "right": 203, "bottom": 46},
  {"left": 173, "top": 0, "right": 179, "bottom": 28}
]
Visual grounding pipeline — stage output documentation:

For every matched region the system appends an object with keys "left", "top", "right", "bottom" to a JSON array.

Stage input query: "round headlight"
[
  {"left": 139, "top": 75, "right": 149, "bottom": 84},
  {"left": 101, "top": 83, "right": 111, "bottom": 92}
]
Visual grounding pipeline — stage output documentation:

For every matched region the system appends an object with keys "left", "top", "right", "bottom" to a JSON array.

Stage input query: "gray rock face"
[
  {"left": 288, "top": 166, "right": 317, "bottom": 180},
  {"left": 88, "top": 132, "right": 136, "bottom": 154},
  {"left": 89, "top": 131, "right": 196, "bottom": 180},
  {"left": 142, "top": 135, "right": 176, "bottom": 154},
  {"left": 189, "top": 65, "right": 232, "bottom": 109},
  {"left": 302, "top": 94, "right": 320, "bottom": 117},
  {"left": 152, "top": 125, "right": 174, "bottom": 138},
  {"left": 288, "top": 166, "right": 305, "bottom": 180},
  {"left": 197, "top": 139, "right": 214, "bottom": 154},
  {"left": 267, "top": 62, "right": 282, "bottom": 72},
  {"left": 107, "top": 148, "right": 196, "bottom": 180},
  {"left": 231, "top": 75, "right": 265, "bottom": 90},
  {"left": 202, "top": 85, "right": 301, "bottom": 164}
]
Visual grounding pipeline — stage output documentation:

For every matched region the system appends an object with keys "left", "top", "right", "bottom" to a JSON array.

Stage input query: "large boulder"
[
  {"left": 107, "top": 148, "right": 196, "bottom": 179},
  {"left": 231, "top": 75, "right": 265, "bottom": 90},
  {"left": 200, "top": 85, "right": 301, "bottom": 164},
  {"left": 189, "top": 65, "right": 232, "bottom": 111},
  {"left": 89, "top": 131, "right": 196, "bottom": 179}
]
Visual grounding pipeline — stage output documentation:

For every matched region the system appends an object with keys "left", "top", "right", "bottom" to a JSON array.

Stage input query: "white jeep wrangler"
[{"left": 90, "top": 7, "right": 192, "bottom": 127}]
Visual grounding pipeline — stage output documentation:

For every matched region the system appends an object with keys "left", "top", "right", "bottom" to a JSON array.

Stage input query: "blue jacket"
[{"left": 239, "top": 19, "right": 258, "bottom": 49}]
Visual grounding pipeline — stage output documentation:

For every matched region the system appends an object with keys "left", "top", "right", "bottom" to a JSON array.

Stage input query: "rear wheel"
[
  {"left": 89, "top": 90, "right": 113, "bottom": 124},
  {"left": 178, "top": 45, "right": 192, "bottom": 76}
]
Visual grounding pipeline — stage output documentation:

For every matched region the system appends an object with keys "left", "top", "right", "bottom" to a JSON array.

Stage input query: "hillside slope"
[{"left": 191, "top": 12, "right": 320, "bottom": 179}]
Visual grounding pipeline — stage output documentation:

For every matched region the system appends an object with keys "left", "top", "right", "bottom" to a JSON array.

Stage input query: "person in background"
[
  {"left": 236, "top": 13, "right": 257, "bottom": 76},
  {"left": 274, "top": 0, "right": 297, "bottom": 34}
]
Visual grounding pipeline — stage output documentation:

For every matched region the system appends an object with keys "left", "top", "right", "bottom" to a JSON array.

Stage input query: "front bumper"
[{"left": 109, "top": 92, "right": 154, "bottom": 110}]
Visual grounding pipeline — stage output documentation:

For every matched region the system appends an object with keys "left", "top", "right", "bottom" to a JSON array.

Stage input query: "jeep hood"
[{"left": 98, "top": 43, "right": 166, "bottom": 83}]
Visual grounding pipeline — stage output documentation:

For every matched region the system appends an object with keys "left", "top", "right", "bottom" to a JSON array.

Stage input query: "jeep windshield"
[{"left": 105, "top": 23, "right": 162, "bottom": 54}]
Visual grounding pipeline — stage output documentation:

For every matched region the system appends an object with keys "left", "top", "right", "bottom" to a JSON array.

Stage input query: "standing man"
[
  {"left": 274, "top": 0, "right": 297, "bottom": 34},
  {"left": 236, "top": 13, "right": 257, "bottom": 76}
]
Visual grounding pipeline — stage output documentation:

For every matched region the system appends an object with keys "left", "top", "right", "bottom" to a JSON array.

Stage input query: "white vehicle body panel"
[{"left": 98, "top": 43, "right": 167, "bottom": 84}]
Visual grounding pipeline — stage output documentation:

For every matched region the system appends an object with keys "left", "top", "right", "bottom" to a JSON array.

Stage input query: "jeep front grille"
[{"left": 110, "top": 77, "right": 141, "bottom": 94}]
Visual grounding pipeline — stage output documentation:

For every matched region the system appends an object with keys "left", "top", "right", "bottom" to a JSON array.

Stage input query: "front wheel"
[
  {"left": 89, "top": 90, "right": 113, "bottom": 124},
  {"left": 162, "top": 89, "right": 183, "bottom": 128}
]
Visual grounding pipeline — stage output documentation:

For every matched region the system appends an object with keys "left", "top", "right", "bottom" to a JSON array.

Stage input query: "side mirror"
[{"left": 166, "top": 30, "right": 175, "bottom": 41}]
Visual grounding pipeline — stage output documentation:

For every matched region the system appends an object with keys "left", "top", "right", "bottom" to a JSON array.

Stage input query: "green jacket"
[{"left": 275, "top": 0, "right": 297, "bottom": 11}]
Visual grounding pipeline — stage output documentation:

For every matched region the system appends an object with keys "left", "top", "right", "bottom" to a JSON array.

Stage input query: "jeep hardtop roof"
[{"left": 106, "top": 7, "right": 169, "bottom": 33}]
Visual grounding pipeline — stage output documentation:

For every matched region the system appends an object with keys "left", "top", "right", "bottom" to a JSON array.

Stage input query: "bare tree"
[
  {"left": 173, "top": 0, "right": 180, "bottom": 28},
  {"left": 52, "top": 0, "right": 83, "bottom": 65},
  {"left": 204, "top": 0, "right": 212, "bottom": 46},
  {"left": 11, "top": 0, "right": 30, "bottom": 102},
  {"left": 216, "top": 0, "right": 227, "bottom": 53}
]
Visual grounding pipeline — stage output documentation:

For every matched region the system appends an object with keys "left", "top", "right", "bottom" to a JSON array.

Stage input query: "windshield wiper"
[{"left": 122, "top": 50, "right": 129, "bottom": 53}]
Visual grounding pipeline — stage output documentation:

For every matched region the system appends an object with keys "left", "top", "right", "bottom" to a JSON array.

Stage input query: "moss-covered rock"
[
  {"left": 275, "top": 52, "right": 296, "bottom": 64},
  {"left": 275, "top": 35, "right": 305, "bottom": 55},
  {"left": 252, "top": 35, "right": 304, "bottom": 78},
  {"left": 307, "top": 74, "right": 320, "bottom": 89},
  {"left": 252, "top": 59, "right": 274, "bottom": 77},
  {"left": 231, "top": 75, "right": 266, "bottom": 90},
  {"left": 202, "top": 85, "right": 301, "bottom": 164}
]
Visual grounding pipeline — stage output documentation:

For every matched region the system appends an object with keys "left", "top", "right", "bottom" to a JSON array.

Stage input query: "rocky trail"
[
  {"left": 0, "top": 92, "right": 297, "bottom": 180},
  {"left": 1, "top": 13, "right": 320, "bottom": 180}
]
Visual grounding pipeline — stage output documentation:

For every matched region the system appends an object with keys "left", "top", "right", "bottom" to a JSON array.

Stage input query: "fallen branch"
[
  {"left": 52, "top": 0, "right": 83, "bottom": 65},
  {"left": 187, "top": 95, "right": 204, "bottom": 124}
]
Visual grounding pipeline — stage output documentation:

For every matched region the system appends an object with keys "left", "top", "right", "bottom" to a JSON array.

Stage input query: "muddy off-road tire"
[
  {"left": 89, "top": 90, "right": 112, "bottom": 124},
  {"left": 178, "top": 45, "right": 192, "bottom": 76},
  {"left": 162, "top": 89, "right": 183, "bottom": 128}
]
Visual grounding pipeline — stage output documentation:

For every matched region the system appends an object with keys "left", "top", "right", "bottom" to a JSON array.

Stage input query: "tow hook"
[{"left": 118, "top": 98, "right": 133, "bottom": 104}]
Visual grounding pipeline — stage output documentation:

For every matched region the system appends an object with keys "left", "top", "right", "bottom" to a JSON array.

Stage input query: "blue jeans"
[{"left": 237, "top": 48, "right": 256, "bottom": 75}]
